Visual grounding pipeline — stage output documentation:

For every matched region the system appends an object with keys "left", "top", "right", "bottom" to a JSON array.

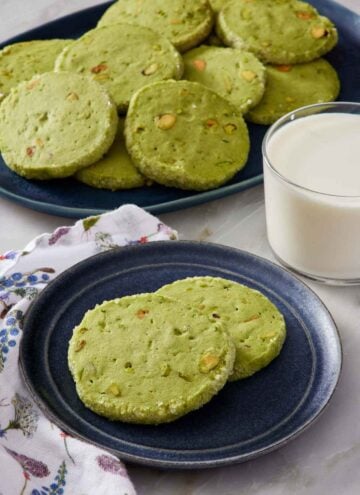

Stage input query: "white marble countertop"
[{"left": 0, "top": 1, "right": 359, "bottom": 494}]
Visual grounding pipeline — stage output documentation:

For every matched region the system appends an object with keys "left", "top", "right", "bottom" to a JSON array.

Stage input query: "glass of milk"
[{"left": 263, "top": 102, "right": 360, "bottom": 284}]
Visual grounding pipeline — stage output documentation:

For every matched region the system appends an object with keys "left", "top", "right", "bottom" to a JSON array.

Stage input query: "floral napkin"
[{"left": 0, "top": 205, "right": 177, "bottom": 495}]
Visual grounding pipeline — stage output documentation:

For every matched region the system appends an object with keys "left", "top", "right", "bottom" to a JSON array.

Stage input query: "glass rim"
[{"left": 262, "top": 101, "right": 360, "bottom": 199}]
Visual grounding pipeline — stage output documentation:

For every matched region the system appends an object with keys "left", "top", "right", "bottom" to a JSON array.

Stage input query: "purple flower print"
[
  {"left": 4, "top": 447, "right": 50, "bottom": 477},
  {"left": 48, "top": 227, "right": 71, "bottom": 246},
  {"left": 96, "top": 454, "right": 127, "bottom": 477},
  {"left": 4, "top": 447, "right": 50, "bottom": 495},
  {"left": 31, "top": 460, "right": 67, "bottom": 495}
]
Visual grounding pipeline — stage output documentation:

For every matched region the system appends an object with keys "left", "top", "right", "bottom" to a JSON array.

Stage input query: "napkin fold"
[{"left": 0, "top": 205, "right": 177, "bottom": 495}]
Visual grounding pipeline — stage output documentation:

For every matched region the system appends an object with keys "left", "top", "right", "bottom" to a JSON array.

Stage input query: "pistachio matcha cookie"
[
  {"left": 183, "top": 46, "right": 266, "bottom": 113},
  {"left": 55, "top": 24, "right": 183, "bottom": 112},
  {"left": 97, "top": 0, "right": 213, "bottom": 53},
  {"left": 75, "top": 119, "right": 146, "bottom": 190},
  {"left": 157, "top": 277, "right": 286, "bottom": 380},
  {"left": 125, "top": 80, "right": 250, "bottom": 191},
  {"left": 0, "top": 39, "right": 71, "bottom": 97},
  {"left": 0, "top": 72, "right": 118, "bottom": 179},
  {"left": 246, "top": 58, "right": 340, "bottom": 125},
  {"left": 217, "top": 0, "right": 338, "bottom": 64},
  {"left": 68, "top": 294, "right": 235, "bottom": 424}
]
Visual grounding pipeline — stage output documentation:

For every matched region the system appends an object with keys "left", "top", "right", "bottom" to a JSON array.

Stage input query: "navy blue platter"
[
  {"left": 0, "top": 0, "right": 359, "bottom": 218},
  {"left": 20, "top": 242, "right": 342, "bottom": 468}
]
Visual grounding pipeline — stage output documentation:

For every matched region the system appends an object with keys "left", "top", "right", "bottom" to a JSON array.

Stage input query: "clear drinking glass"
[{"left": 262, "top": 102, "right": 360, "bottom": 285}]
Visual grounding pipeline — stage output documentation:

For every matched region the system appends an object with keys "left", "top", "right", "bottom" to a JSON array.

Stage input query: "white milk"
[{"left": 264, "top": 113, "right": 360, "bottom": 281}]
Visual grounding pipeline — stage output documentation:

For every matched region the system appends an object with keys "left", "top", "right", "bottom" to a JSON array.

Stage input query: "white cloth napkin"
[{"left": 0, "top": 205, "right": 177, "bottom": 495}]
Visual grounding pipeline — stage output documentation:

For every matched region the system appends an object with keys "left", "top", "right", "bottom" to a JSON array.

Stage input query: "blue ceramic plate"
[
  {"left": 20, "top": 242, "right": 342, "bottom": 469},
  {"left": 0, "top": 0, "right": 359, "bottom": 218}
]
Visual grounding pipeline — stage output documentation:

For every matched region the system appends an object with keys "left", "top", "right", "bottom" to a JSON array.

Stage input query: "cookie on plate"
[
  {"left": 157, "top": 276, "right": 286, "bottom": 380},
  {"left": 246, "top": 58, "right": 340, "bottom": 125},
  {"left": 97, "top": 0, "right": 214, "bottom": 53},
  {"left": 125, "top": 80, "right": 250, "bottom": 191},
  {"left": 55, "top": 23, "right": 183, "bottom": 113},
  {"left": 0, "top": 39, "right": 71, "bottom": 97},
  {"left": 75, "top": 119, "right": 146, "bottom": 190},
  {"left": 216, "top": 0, "right": 338, "bottom": 64},
  {"left": 183, "top": 45, "right": 266, "bottom": 113},
  {"left": 0, "top": 72, "right": 118, "bottom": 179},
  {"left": 68, "top": 293, "right": 235, "bottom": 424}
]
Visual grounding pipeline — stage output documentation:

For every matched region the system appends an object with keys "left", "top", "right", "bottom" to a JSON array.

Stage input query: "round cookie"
[
  {"left": 68, "top": 294, "right": 235, "bottom": 424},
  {"left": 0, "top": 72, "right": 118, "bottom": 180},
  {"left": 125, "top": 80, "right": 250, "bottom": 191},
  {"left": 0, "top": 39, "right": 71, "bottom": 97},
  {"left": 97, "top": 0, "right": 214, "bottom": 53},
  {"left": 246, "top": 58, "right": 340, "bottom": 125},
  {"left": 55, "top": 24, "right": 183, "bottom": 112},
  {"left": 217, "top": 0, "right": 338, "bottom": 64},
  {"left": 75, "top": 119, "right": 146, "bottom": 190},
  {"left": 183, "top": 45, "right": 266, "bottom": 113},
  {"left": 157, "top": 277, "right": 286, "bottom": 380}
]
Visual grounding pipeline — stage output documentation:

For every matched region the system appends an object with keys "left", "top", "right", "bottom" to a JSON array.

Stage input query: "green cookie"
[
  {"left": 68, "top": 294, "right": 235, "bottom": 424},
  {"left": 97, "top": 0, "right": 214, "bottom": 53},
  {"left": 246, "top": 58, "right": 340, "bottom": 125},
  {"left": 0, "top": 39, "right": 71, "bottom": 97},
  {"left": 0, "top": 72, "right": 118, "bottom": 179},
  {"left": 183, "top": 45, "right": 266, "bottom": 113},
  {"left": 125, "top": 80, "right": 250, "bottom": 191},
  {"left": 75, "top": 119, "right": 146, "bottom": 190},
  {"left": 217, "top": 0, "right": 338, "bottom": 64},
  {"left": 157, "top": 277, "right": 286, "bottom": 380},
  {"left": 209, "top": 0, "right": 227, "bottom": 13},
  {"left": 55, "top": 23, "right": 183, "bottom": 113}
]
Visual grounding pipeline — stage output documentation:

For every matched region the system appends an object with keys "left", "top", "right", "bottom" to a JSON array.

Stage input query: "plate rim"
[
  {"left": 0, "top": 174, "right": 263, "bottom": 219},
  {"left": 19, "top": 241, "right": 343, "bottom": 469}
]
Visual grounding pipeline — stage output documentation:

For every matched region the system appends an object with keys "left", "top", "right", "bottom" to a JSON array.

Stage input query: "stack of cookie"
[
  {"left": 68, "top": 277, "right": 286, "bottom": 424},
  {"left": 0, "top": 0, "right": 340, "bottom": 191}
]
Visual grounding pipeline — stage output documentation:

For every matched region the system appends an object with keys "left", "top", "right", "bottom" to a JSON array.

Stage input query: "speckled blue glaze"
[
  {"left": 0, "top": 0, "right": 359, "bottom": 218},
  {"left": 20, "top": 242, "right": 342, "bottom": 469}
]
